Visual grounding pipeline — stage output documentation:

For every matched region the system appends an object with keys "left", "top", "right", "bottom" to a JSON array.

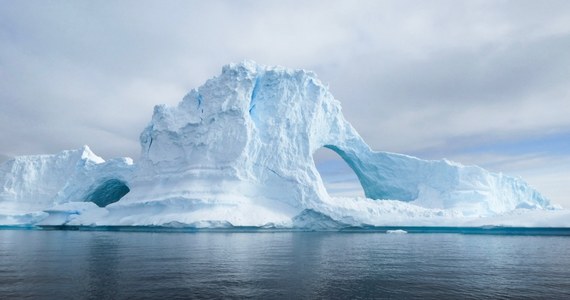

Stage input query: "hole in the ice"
[
  {"left": 313, "top": 147, "right": 365, "bottom": 198},
  {"left": 85, "top": 179, "right": 130, "bottom": 207}
]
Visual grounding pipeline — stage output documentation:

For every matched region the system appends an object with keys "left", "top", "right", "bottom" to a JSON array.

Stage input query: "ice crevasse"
[{"left": 0, "top": 61, "right": 561, "bottom": 228}]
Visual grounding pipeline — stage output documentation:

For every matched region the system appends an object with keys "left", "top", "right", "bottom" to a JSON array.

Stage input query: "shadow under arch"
[
  {"left": 313, "top": 145, "right": 365, "bottom": 197},
  {"left": 85, "top": 179, "right": 130, "bottom": 207}
]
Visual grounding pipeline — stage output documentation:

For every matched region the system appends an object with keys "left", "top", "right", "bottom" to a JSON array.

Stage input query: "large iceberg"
[{"left": 0, "top": 61, "right": 564, "bottom": 228}]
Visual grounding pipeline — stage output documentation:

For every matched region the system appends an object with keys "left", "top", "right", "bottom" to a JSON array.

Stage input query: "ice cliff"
[{"left": 0, "top": 61, "right": 561, "bottom": 228}]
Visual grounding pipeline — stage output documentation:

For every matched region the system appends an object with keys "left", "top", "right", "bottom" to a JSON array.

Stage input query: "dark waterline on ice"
[{"left": 1, "top": 230, "right": 569, "bottom": 299}]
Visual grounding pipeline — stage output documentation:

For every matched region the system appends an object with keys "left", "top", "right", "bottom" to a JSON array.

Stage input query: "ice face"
[
  {"left": 84, "top": 179, "right": 130, "bottom": 207},
  {"left": 0, "top": 61, "right": 560, "bottom": 228}
]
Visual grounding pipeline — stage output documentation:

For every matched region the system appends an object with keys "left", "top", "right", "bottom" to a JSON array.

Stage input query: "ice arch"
[
  {"left": 313, "top": 147, "right": 365, "bottom": 197},
  {"left": 321, "top": 142, "right": 422, "bottom": 201},
  {"left": 85, "top": 179, "right": 130, "bottom": 207}
]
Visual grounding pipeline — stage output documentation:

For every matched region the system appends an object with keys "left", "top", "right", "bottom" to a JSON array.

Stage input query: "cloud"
[
  {"left": 318, "top": 14, "right": 570, "bottom": 154},
  {"left": 0, "top": 153, "right": 11, "bottom": 164}
]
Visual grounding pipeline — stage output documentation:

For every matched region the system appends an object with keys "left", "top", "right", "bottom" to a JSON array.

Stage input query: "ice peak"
[
  {"left": 221, "top": 60, "right": 320, "bottom": 84},
  {"left": 222, "top": 60, "right": 260, "bottom": 75},
  {"left": 79, "top": 145, "right": 104, "bottom": 164}
]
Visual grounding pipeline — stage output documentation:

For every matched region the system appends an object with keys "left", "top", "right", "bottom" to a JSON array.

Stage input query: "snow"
[{"left": 0, "top": 61, "right": 566, "bottom": 229}]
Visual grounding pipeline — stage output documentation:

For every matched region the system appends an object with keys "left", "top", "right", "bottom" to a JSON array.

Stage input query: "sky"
[{"left": 1, "top": 1, "right": 569, "bottom": 206}]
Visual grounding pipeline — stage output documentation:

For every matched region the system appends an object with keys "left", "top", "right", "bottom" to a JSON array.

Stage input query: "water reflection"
[
  {"left": 87, "top": 233, "right": 120, "bottom": 299},
  {"left": 0, "top": 231, "right": 569, "bottom": 299}
]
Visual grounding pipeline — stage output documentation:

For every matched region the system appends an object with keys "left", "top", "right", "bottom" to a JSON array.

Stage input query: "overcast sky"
[{"left": 1, "top": 1, "right": 569, "bottom": 206}]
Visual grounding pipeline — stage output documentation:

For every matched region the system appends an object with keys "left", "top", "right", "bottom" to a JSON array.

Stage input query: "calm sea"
[{"left": 1, "top": 229, "right": 569, "bottom": 299}]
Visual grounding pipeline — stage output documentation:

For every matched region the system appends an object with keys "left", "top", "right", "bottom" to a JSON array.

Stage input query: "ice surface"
[
  {"left": 292, "top": 209, "right": 349, "bottom": 230},
  {"left": 0, "top": 61, "right": 565, "bottom": 228}
]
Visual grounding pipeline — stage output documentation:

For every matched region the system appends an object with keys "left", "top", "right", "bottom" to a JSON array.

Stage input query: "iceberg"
[{"left": 0, "top": 61, "right": 564, "bottom": 228}]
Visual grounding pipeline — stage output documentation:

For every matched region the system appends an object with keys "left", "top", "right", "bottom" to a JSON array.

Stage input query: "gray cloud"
[
  {"left": 0, "top": 153, "right": 11, "bottom": 164},
  {"left": 1, "top": 0, "right": 569, "bottom": 205}
]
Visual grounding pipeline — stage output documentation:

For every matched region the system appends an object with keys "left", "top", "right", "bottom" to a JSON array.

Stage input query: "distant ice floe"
[{"left": 386, "top": 230, "right": 408, "bottom": 234}]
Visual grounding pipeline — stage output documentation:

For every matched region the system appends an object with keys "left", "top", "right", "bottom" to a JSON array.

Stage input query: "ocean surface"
[{"left": 1, "top": 229, "right": 569, "bottom": 299}]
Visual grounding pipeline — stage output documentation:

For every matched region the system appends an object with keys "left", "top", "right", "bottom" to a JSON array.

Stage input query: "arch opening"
[
  {"left": 313, "top": 147, "right": 365, "bottom": 198},
  {"left": 85, "top": 179, "right": 130, "bottom": 207}
]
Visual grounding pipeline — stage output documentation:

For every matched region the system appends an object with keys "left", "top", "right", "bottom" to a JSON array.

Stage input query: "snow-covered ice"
[{"left": 0, "top": 61, "right": 566, "bottom": 228}]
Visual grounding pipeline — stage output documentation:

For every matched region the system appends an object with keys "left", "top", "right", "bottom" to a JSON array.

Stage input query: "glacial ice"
[{"left": 0, "top": 61, "right": 566, "bottom": 228}]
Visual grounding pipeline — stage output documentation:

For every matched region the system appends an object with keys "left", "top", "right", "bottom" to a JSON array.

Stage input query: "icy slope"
[{"left": 0, "top": 61, "right": 559, "bottom": 227}]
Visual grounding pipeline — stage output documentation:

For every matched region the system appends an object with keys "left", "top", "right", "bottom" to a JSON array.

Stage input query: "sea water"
[{"left": 1, "top": 229, "right": 569, "bottom": 299}]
